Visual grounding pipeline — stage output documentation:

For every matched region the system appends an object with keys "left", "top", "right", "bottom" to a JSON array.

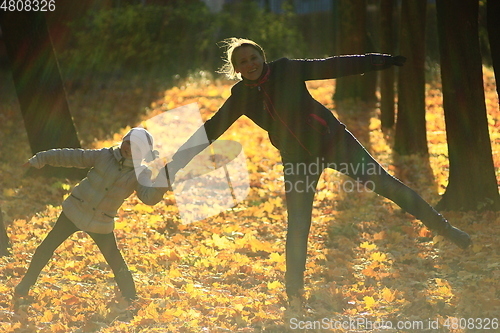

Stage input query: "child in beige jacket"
[{"left": 15, "top": 128, "right": 169, "bottom": 301}]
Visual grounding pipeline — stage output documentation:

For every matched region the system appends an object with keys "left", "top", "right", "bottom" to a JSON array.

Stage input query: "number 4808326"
[{"left": 0, "top": 0, "right": 56, "bottom": 12}]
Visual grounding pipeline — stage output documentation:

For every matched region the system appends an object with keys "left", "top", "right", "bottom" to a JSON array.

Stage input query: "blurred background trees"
[
  {"left": 0, "top": 0, "right": 498, "bottom": 211},
  {"left": 0, "top": 12, "right": 85, "bottom": 179}
]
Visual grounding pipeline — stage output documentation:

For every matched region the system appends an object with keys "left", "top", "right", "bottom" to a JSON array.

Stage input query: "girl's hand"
[
  {"left": 165, "top": 163, "right": 179, "bottom": 185},
  {"left": 22, "top": 161, "right": 31, "bottom": 168},
  {"left": 151, "top": 157, "right": 167, "bottom": 171}
]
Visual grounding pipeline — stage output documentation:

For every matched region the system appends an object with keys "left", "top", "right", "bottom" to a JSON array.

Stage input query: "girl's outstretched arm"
[
  {"left": 27, "top": 148, "right": 103, "bottom": 169},
  {"left": 135, "top": 167, "right": 170, "bottom": 205}
]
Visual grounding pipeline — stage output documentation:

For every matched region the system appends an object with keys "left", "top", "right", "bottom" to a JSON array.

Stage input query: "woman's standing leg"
[
  {"left": 325, "top": 128, "right": 471, "bottom": 248},
  {"left": 87, "top": 231, "right": 136, "bottom": 301},
  {"left": 15, "top": 212, "right": 79, "bottom": 295},
  {"left": 282, "top": 158, "right": 321, "bottom": 299}
]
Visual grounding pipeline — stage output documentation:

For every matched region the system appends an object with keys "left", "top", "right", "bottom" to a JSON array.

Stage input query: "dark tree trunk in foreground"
[
  {"left": 394, "top": 0, "right": 428, "bottom": 155},
  {"left": 435, "top": 0, "right": 500, "bottom": 211},
  {"left": 379, "top": 0, "right": 395, "bottom": 128},
  {"left": 0, "top": 12, "right": 85, "bottom": 179}
]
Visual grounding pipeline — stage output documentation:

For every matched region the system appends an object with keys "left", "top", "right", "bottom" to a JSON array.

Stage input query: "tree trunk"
[
  {"left": 379, "top": 0, "right": 395, "bottom": 128},
  {"left": 393, "top": 0, "right": 428, "bottom": 156},
  {"left": 334, "top": 0, "right": 368, "bottom": 101},
  {"left": 487, "top": 0, "right": 500, "bottom": 108},
  {"left": 0, "top": 207, "right": 10, "bottom": 257},
  {"left": 0, "top": 12, "right": 86, "bottom": 179},
  {"left": 435, "top": 0, "right": 500, "bottom": 211}
]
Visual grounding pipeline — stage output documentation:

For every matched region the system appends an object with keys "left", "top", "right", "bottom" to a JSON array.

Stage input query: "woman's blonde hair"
[{"left": 217, "top": 37, "right": 266, "bottom": 80}]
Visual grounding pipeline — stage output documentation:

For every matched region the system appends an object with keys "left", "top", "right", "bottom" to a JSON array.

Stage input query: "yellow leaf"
[
  {"left": 169, "top": 267, "right": 182, "bottom": 278},
  {"left": 371, "top": 252, "right": 387, "bottom": 262},
  {"left": 381, "top": 287, "right": 396, "bottom": 302},
  {"left": 360, "top": 241, "right": 377, "bottom": 251},
  {"left": 206, "top": 233, "right": 233, "bottom": 250},
  {"left": 267, "top": 280, "right": 282, "bottom": 290},
  {"left": 248, "top": 237, "right": 273, "bottom": 253},
  {"left": 41, "top": 310, "right": 53, "bottom": 322},
  {"left": 135, "top": 203, "right": 154, "bottom": 213},
  {"left": 145, "top": 301, "right": 160, "bottom": 320},
  {"left": 363, "top": 296, "right": 377, "bottom": 309},
  {"left": 269, "top": 252, "right": 285, "bottom": 263},
  {"left": 162, "top": 249, "right": 181, "bottom": 261}
]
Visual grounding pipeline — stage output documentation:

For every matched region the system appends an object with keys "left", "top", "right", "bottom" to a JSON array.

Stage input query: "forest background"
[{"left": 1, "top": 0, "right": 499, "bottom": 332}]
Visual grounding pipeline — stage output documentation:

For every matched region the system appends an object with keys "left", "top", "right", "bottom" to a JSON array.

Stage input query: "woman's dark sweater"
[{"left": 172, "top": 54, "right": 393, "bottom": 167}]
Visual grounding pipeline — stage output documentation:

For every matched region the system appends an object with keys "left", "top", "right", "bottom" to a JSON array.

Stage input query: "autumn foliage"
[{"left": 1, "top": 69, "right": 499, "bottom": 332}]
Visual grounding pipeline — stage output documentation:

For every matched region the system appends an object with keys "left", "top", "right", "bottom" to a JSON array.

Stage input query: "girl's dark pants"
[
  {"left": 283, "top": 128, "right": 447, "bottom": 298},
  {"left": 18, "top": 212, "right": 136, "bottom": 299}
]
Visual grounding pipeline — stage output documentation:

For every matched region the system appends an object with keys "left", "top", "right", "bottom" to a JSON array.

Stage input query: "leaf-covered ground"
[{"left": 1, "top": 68, "right": 499, "bottom": 332}]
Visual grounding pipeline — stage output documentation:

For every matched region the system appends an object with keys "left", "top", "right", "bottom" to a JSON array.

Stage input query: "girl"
[
  {"left": 15, "top": 128, "right": 169, "bottom": 301},
  {"left": 166, "top": 38, "right": 471, "bottom": 302}
]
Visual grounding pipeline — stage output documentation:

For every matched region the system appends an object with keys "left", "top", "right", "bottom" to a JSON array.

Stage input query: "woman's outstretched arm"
[
  {"left": 286, "top": 54, "right": 405, "bottom": 81},
  {"left": 168, "top": 93, "right": 244, "bottom": 174}
]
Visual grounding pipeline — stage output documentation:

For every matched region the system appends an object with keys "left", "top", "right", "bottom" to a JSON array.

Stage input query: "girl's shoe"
[{"left": 114, "top": 269, "right": 137, "bottom": 301}]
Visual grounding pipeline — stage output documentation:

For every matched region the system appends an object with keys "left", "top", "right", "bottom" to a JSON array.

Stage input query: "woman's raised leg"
[{"left": 325, "top": 128, "right": 471, "bottom": 249}]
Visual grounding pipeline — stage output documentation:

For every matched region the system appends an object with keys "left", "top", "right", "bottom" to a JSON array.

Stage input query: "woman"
[
  {"left": 15, "top": 128, "right": 169, "bottom": 301},
  {"left": 166, "top": 38, "right": 471, "bottom": 301}
]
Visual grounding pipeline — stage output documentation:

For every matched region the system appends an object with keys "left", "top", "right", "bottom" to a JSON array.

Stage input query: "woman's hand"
[
  {"left": 164, "top": 162, "right": 181, "bottom": 185},
  {"left": 391, "top": 55, "right": 406, "bottom": 66},
  {"left": 22, "top": 161, "right": 31, "bottom": 168}
]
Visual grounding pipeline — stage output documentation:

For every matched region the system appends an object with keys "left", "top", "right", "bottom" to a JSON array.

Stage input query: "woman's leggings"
[
  {"left": 282, "top": 128, "right": 447, "bottom": 297},
  {"left": 19, "top": 212, "right": 130, "bottom": 288}
]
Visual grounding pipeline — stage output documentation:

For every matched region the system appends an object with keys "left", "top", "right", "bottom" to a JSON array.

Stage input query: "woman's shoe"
[
  {"left": 440, "top": 224, "right": 471, "bottom": 249},
  {"left": 14, "top": 281, "right": 31, "bottom": 297}
]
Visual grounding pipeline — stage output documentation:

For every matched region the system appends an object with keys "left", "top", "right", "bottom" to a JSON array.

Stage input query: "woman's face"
[{"left": 233, "top": 46, "right": 265, "bottom": 81}]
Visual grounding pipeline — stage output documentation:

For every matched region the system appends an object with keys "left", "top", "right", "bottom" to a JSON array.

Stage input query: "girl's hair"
[{"left": 217, "top": 37, "right": 266, "bottom": 80}]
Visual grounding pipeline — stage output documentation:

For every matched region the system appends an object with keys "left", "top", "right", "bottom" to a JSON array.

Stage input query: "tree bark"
[
  {"left": 0, "top": 207, "right": 10, "bottom": 257},
  {"left": 394, "top": 0, "right": 428, "bottom": 155},
  {"left": 379, "top": 0, "right": 395, "bottom": 128},
  {"left": 334, "top": 0, "right": 369, "bottom": 102},
  {"left": 0, "top": 12, "right": 86, "bottom": 179},
  {"left": 487, "top": 0, "right": 500, "bottom": 109},
  {"left": 435, "top": 0, "right": 500, "bottom": 211}
]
